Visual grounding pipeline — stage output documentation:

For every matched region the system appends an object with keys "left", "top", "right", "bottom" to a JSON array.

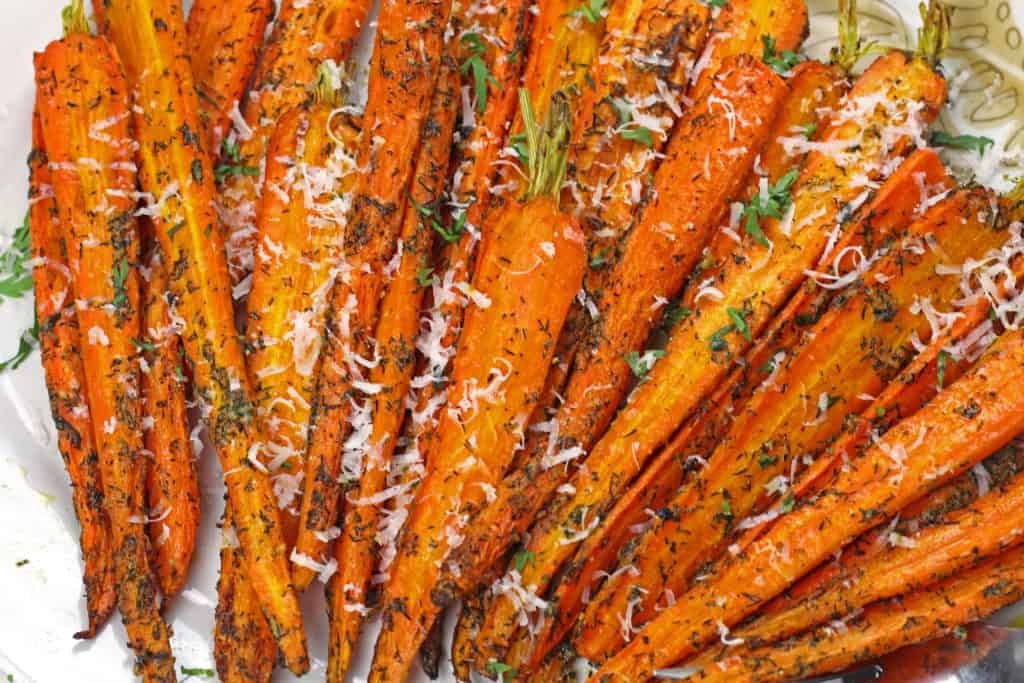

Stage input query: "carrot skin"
[
  {"left": 370, "top": 197, "right": 586, "bottom": 682},
  {"left": 186, "top": 0, "right": 274, "bottom": 150},
  {"left": 35, "top": 30, "right": 176, "bottom": 682},
  {"left": 93, "top": 0, "right": 308, "bottom": 671},
  {"left": 592, "top": 327, "right": 1024, "bottom": 681},
  {"left": 28, "top": 108, "right": 117, "bottom": 640}
]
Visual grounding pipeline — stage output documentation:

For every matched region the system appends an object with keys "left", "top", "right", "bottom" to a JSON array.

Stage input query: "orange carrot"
[
  {"left": 369, "top": 91, "right": 586, "bottom": 683},
  {"left": 93, "top": 0, "right": 308, "bottom": 671},
  {"left": 140, "top": 247, "right": 200, "bottom": 599},
  {"left": 186, "top": 0, "right": 274, "bottom": 150},
  {"left": 594, "top": 312, "right": 1024, "bottom": 680},
  {"left": 709, "top": 456, "right": 1024, "bottom": 654},
  {"left": 321, "top": 56, "right": 460, "bottom": 680},
  {"left": 576, "top": 186, "right": 1004, "bottom": 661},
  {"left": 466, "top": 56, "right": 789, "bottom": 667},
  {"left": 444, "top": 0, "right": 813, "bottom": 595},
  {"left": 218, "top": 0, "right": 375, "bottom": 289},
  {"left": 35, "top": 4, "right": 175, "bottom": 678},
  {"left": 444, "top": 56, "right": 788, "bottom": 610},
  {"left": 689, "top": 544, "right": 1024, "bottom": 683},
  {"left": 28, "top": 107, "right": 116, "bottom": 639}
]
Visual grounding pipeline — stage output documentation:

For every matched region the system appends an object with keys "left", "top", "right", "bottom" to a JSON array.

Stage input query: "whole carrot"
[
  {"left": 467, "top": 54, "right": 789, "bottom": 665},
  {"left": 186, "top": 0, "right": 275, "bottom": 150},
  {"left": 218, "top": 0, "right": 375, "bottom": 290},
  {"left": 35, "top": 3, "right": 175, "bottom": 678},
  {"left": 370, "top": 90, "right": 586, "bottom": 683},
  {"left": 322, "top": 57, "right": 460, "bottom": 682},
  {"left": 93, "top": 0, "right": 308, "bottom": 671},
  {"left": 594, "top": 306, "right": 1024, "bottom": 679},
  {"left": 443, "top": 0, "right": 807, "bottom": 597},
  {"left": 690, "top": 544, "right": 1024, "bottom": 683},
  {"left": 140, "top": 246, "right": 200, "bottom": 600},
  {"left": 577, "top": 186, "right": 1005, "bottom": 661},
  {"left": 28, "top": 107, "right": 116, "bottom": 640},
  {"left": 294, "top": 0, "right": 457, "bottom": 591}
]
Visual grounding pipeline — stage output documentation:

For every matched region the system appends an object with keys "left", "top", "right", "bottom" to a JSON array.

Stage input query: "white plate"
[{"left": 0, "top": 1, "right": 1021, "bottom": 681}]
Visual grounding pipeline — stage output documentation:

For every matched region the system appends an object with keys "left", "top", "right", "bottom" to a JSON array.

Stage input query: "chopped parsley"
[
  {"left": 610, "top": 97, "right": 654, "bottom": 148},
  {"left": 0, "top": 214, "right": 33, "bottom": 304},
  {"left": 486, "top": 661, "right": 517, "bottom": 682},
  {"left": 937, "top": 349, "right": 951, "bottom": 389},
  {"left": 741, "top": 167, "right": 799, "bottom": 248},
  {"left": 761, "top": 35, "right": 803, "bottom": 75},
  {"left": 930, "top": 131, "right": 995, "bottom": 155},
  {"left": 180, "top": 667, "right": 215, "bottom": 680},
  {"left": 15, "top": 559, "right": 29, "bottom": 567},
  {"left": 416, "top": 262, "right": 435, "bottom": 288},
  {"left": 569, "top": 0, "right": 607, "bottom": 24},
  {"left": 709, "top": 323, "right": 735, "bottom": 352},
  {"left": 460, "top": 33, "right": 498, "bottom": 116},
  {"left": 0, "top": 319, "right": 39, "bottom": 374},
  {"left": 214, "top": 139, "right": 260, "bottom": 184},
  {"left": 509, "top": 132, "right": 530, "bottom": 166},
  {"left": 726, "top": 306, "right": 751, "bottom": 341},
  {"left": 514, "top": 550, "right": 535, "bottom": 572},
  {"left": 111, "top": 256, "right": 130, "bottom": 310},
  {"left": 781, "top": 493, "right": 795, "bottom": 513},
  {"left": 802, "top": 121, "right": 818, "bottom": 139},
  {"left": 407, "top": 192, "right": 465, "bottom": 243},
  {"left": 624, "top": 349, "right": 665, "bottom": 379}
]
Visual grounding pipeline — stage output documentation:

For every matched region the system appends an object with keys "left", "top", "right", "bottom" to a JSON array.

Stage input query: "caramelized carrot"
[
  {"left": 690, "top": 544, "right": 1024, "bottom": 683},
  {"left": 466, "top": 56, "right": 789, "bottom": 666},
  {"left": 35, "top": 4, "right": 175, "bottom": 677},
  {"left": 186, "top": 0, "right": 274, "bottom": 149},
  {"left": 595, "top": 306, "right": 1024, "bottom": 680},
  {"left": 28, "top": 107, "right": 116, "bottom": 639},
  {"left": 577, "top": 187, "right": 1004, "bottom": 662},
  {"left": 321, "top": 56, "right": 459, "bottom": 681},
  {"left": 93, "top": 0, "right": 307, "bottom": 671},
  {"left": 370, "top": 91, "right": 586, "bottom": 683},
  {"left": 444, "top": 0, "right": 811, "bottom": 595},
  {"left": 140, "top": 247, "right": 200, "bottom": 599},
  {"left": 218, "top": 0, "right": 375, "bottom": 289}
]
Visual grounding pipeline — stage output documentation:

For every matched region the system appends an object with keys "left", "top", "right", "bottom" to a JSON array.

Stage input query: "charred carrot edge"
[
  {"left": 595, "top": 312, "right": 1024, "bottom": 679},
  {"left": 467, "top": 55, "right": 789, "bottom": 668},
  {"left": 34, "top": 6, "right": 176, "bottom": 679},
  {"left": 140, "top": 246, "right": 200, "bottom": 600},
  {"left": 692, "top": 544, "right": 1024, "bottom": 683},
  {"left": 369, "top": 90, "right": 585, "bottom": 683},
  {"left": 214, "top": 507, "right": 277, "bottom": 683},
  {"left": 575, "top": 186, "right": 1004, "bottom": 663},
  {"left": 443, "top": 0, "right": 809, "bottom": 598},
  {"left": 711, "top": 454, "right": 1024, "bottom": 655},
  {"left": 219, "top": 0, "right": 375, "bottom": 289},
  {"left": 28, "top": 106, "right": 116, "bottom": 640},
  {"left": 452, "top": 595, "right": 487, "bottom": 683},
  {"left": 92, "top": 0, "right": 308, "bottom": 672},
  {"left": 319, "top": 59, "right": 460, "bottom": 683},
  {"left": 186, "top": 0, "right": 274, "bottom": 150}
]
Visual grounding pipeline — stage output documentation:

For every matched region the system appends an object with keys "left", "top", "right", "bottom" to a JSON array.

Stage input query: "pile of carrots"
[{"left": 13, "top": 0, "right": 1024, "bottom": 680}]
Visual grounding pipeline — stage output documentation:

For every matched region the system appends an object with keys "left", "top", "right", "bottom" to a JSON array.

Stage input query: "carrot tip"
[{"left": 916, "top": 0, "right": 952, "bottom": 64}]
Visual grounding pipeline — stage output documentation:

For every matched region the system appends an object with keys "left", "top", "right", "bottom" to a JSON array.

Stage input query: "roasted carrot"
[
  {"left": 369, "top": 90, "right": 586, "bottom": 683},
  {"left": 186, "top": 0, "right": 274, "bottom": 150},
  {"left": 689, "top": 544, "right": 1024, "bottom": 683},
  {"left": 443, "top": 0, "right": 810, "bottom": 596},
  {"left": 213, "top": 507, "right": 277, "bottom": 683},
  {"left": 34, "top": 4, "right": 175, "bottom": 678},
  {"left": 218, "top": 0, "right": 374, "bottom": 290},
  {"left": 576, "top": 186, "right": 1005, "bottom": 661},
  {"left": 93, "top": 0, "right": 308, "bottom": 671},
  {"left": 28, "top": 107, "right": 116, "bottom": 640},
  {"left": 466, "top": 56, "right": 789, "bottom": 666},
  {"left": 529, "top": 145, "right": 945, "bottom": 669},
  {"left": 140, "top": 246, "right": 200, "bottom": 599},
  {"left": 320, "top": 59, "right": 460, "bottom": 682},
  {"left": 452, "top": 595, "right": 487, "bottom": 683},
  {"left": 708, "top": 458, "right": 1024, "bottom": 654},
  {"left": 594, "top": 319, "right": 1024, "bottom": 679}
]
